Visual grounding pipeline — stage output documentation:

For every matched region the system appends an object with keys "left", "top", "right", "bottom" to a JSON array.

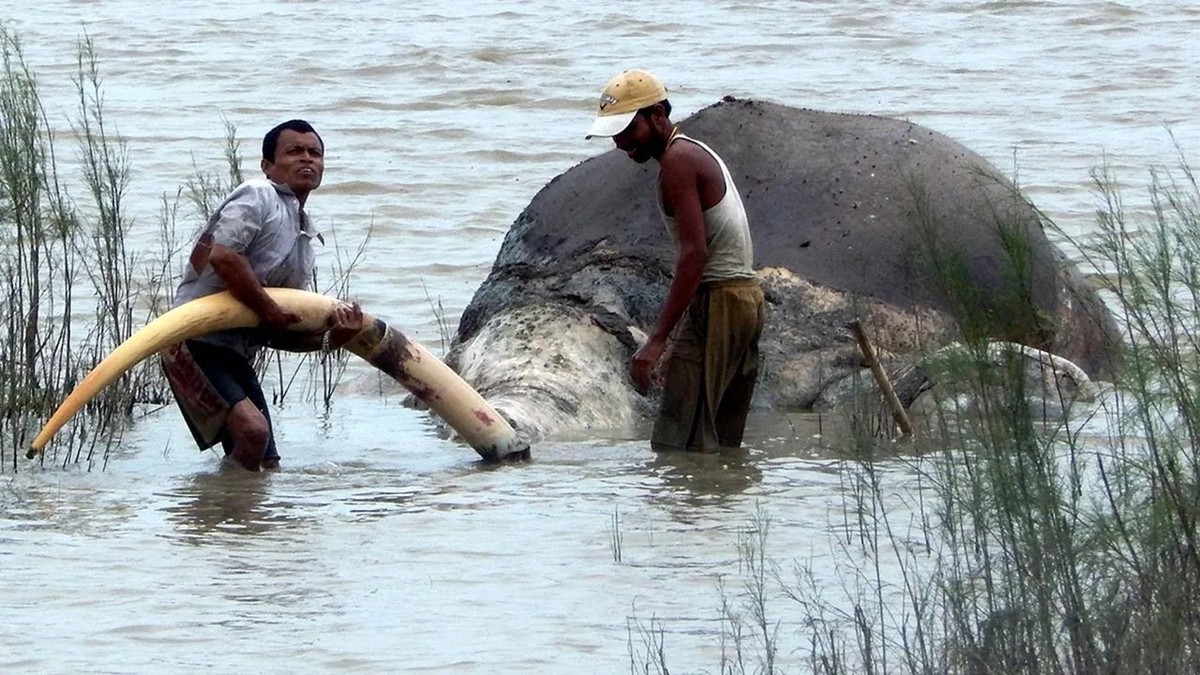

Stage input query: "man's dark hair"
[
  {"left": 262, "top": 119, "right": 323, "bottom": 161},
  {"left": 637, "top": 99, "right": 672, "bottom": 119}
]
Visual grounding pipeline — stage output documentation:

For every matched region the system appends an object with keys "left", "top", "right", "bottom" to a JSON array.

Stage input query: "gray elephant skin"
[{"left": 444, "top": 98, "right": 1118, "bottom": 440}]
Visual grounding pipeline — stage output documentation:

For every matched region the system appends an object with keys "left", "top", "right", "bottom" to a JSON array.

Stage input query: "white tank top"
[{"left": 657, "top": 134, "right": 755, "bottom": 283}]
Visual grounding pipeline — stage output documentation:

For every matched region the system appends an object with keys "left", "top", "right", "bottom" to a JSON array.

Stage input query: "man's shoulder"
[
  {"left": 226, "top": 178, "right": 279, "bottom": 202},
  {"left": 663, "top": 137, "right": 721, "bottom": 180},
  {"left": 209, "top": 179, "right": 285, "bottom": 231}
]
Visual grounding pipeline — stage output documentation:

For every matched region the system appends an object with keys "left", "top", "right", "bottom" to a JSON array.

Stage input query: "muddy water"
[
  {"left": 5, "top": 403, "right": 873, "bottom": 672},
  {"left": 2, "top": 0, "right": 1198, "bottom": 671}
]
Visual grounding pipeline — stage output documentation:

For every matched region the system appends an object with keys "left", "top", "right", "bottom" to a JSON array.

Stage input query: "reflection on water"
[
  {"left": 161, "top": 467, "right": 287, "bottom": 542},
  {"left": 649, "top": 448, "right": 763, "bottom": 506}
]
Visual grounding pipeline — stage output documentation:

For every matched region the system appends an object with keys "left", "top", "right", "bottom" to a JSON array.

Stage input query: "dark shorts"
[
  {"left": 160, "top": 339, "right": 279, "bottom": 462},
  {"left": 652, "top": 278, "right": 765, "bottom": 453}
]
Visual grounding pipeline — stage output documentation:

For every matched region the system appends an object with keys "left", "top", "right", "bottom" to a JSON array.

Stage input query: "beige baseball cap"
[{"left": 585, "top": 69, "right": 668, "bottom": 139}]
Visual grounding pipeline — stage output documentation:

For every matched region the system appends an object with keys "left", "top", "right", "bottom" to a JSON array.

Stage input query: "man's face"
[
  {"left": 612, "top": 113, "right": 655, "bottom": 164},
  {"left": 263, "top": 129, "right": 324, "bottom": 193}
]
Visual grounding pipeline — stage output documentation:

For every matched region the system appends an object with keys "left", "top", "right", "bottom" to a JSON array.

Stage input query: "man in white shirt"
[{"left": 162, "top": 119, "right": 361, "bottom": 471}]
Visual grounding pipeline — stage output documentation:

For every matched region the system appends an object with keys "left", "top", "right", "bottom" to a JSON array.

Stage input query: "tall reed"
[
  {"left": 0, "top": 28, "right": 123, "bottom": 470},
  {"left": 0, "top": 35, "right": 203, "bottom": 468},
  {"left": 776, "top": 160, "right": 1200, "bottom": 673}
]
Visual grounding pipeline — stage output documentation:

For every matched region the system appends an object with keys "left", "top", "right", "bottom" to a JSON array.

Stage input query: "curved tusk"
[{"left": 27, "top": 288, "right": 529, "bottom": 462}]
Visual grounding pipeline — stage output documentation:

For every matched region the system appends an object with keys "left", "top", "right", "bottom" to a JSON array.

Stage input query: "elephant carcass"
[{"left": 447, "top": 99, "right": 1120, "bottom": 439}]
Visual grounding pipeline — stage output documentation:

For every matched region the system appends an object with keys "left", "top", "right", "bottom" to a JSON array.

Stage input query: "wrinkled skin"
[{"left": 443, "top": 99, "right": 1119, "bottom": 440}]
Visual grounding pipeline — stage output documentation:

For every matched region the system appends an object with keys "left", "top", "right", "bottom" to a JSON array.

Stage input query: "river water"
[{"left": 2, "top": 1, "right": 1197, "bottom": 672}]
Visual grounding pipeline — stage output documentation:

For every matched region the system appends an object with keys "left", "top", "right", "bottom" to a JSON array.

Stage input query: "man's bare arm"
[
  {"left": 650, "top": 152, "right": 709, "bottom": 345},
  {"left": 208, "top": 243, "right": 301, "bottom": 331},
  {"left": 629, "top": 150, "right": 709, "bottom": 390}
]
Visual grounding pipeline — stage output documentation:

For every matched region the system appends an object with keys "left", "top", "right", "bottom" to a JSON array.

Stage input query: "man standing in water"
[
  {"left": 162, "top": 119, "right": 362, "bottom": 471},
  {"left": 586, "top": 69, "right": 765, "bottom": 452}
]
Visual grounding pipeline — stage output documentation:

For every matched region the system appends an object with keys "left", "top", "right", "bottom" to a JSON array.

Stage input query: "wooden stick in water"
[{"left": 849, "top": 320, "right": 914, "bottom": 437}]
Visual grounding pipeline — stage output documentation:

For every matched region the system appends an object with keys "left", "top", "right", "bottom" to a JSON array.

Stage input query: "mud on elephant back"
[{"left": 441, "top": 98, "right": 1119, "bottom": 441}]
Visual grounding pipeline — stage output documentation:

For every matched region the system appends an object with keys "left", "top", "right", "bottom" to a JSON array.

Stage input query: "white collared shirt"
[{"left": 174, "top": 178, "right": 323, "bottom": 356}]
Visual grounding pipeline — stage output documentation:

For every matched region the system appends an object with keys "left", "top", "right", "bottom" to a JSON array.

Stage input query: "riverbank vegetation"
[{"left": 0, "top": 28, "right": 161, "bottom": 471}]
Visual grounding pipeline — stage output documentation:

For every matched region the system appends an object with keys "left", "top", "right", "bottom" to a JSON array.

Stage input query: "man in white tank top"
[{"left": 587, "top": 69, "right": 766, "bottom": 452}]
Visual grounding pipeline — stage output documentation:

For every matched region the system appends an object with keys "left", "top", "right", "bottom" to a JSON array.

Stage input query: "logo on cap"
[{"left": 598, "top": 92, "right": 618, "bottom": 111}]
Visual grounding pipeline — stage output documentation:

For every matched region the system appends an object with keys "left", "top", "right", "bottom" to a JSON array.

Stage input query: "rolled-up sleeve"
[{"left": 209, "top": 183, "right": 267, "bottom": 253}]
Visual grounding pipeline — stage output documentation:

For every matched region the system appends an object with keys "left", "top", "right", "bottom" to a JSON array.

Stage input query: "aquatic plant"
[
  {"left": 0, "top": 28, "right": 157, "bottom": 471},
  {"left": 771, "top": 158, "right": 1200, "bottom": 673}
]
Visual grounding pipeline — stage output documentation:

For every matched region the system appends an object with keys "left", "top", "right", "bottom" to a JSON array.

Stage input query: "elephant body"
[{"left": 447, "top": 99, "right": 1118, "bottom": 439}]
